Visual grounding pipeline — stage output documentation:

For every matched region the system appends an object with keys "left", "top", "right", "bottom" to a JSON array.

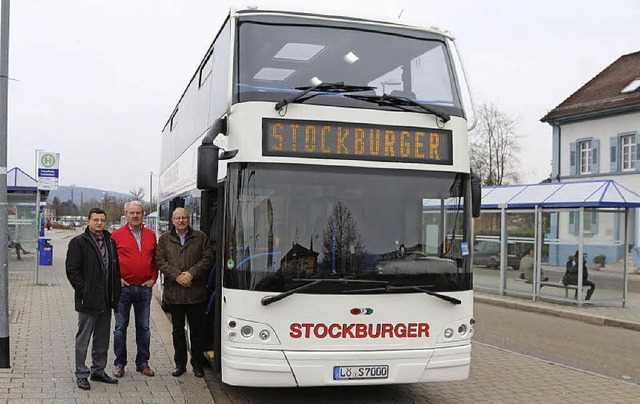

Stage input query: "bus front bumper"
[{"left": 221, "top": 344, "right": 470, "bottom": 387}]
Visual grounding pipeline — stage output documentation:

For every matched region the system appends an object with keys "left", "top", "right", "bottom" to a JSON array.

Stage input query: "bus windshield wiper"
[
  {"left": 275, "top": 82, "right": 376, "bottom": 111},
  {"left": 261, "top": 278, "right": 389, "bottom": 306},
  {"left": 342, "top": 284, "right": 461, "bottom": 305},
  {"left": 345, "top": 94, "right": 451, "bottom": 123}
]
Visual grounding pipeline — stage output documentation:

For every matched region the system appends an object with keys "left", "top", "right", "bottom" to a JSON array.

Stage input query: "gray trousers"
[{"left": 75, "top": 310, "right": 112, "bottom": 379}]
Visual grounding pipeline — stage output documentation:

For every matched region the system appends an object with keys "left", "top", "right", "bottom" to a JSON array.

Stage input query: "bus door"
[
  {"left": 201, "top": 185, "right": 224, "bottom": 373},
  {"left": 169, "top": 197, "right": 185, "bottom": 213}
]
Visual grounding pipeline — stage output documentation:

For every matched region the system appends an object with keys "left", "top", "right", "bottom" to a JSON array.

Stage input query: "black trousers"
[
  {"left": 168, "top": 302, "right": 207, "bottom": 368},
  {"left": 574, "top": 280, "right": 596, "bottom": 300}
]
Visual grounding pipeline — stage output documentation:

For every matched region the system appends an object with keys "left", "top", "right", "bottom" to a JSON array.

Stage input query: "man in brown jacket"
[{"left": 155, "top": 207, "right": 214, "bottom": 378}]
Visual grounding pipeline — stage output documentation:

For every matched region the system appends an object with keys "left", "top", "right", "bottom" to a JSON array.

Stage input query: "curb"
[{"left": 474, "top": 295, "right": 640, "bottom": 332}]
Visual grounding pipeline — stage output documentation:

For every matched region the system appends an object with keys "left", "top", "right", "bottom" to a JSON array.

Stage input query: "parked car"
[{"left": 473, "top": 240, "right": 532, "bottom": 270}]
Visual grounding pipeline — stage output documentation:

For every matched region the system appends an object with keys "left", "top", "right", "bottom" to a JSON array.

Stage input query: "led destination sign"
[{"left": 263, "top": 118, "right": 453, "bottom": 165}]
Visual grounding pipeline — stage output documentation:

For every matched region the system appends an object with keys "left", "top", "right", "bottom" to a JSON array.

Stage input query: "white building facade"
[{"left": 542, "top": 51, "right": 640, "bottom": 266}]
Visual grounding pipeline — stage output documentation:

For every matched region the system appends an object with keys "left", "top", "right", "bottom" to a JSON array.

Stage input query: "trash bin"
[{"left": 38, "top": 238, "right": 53, "bottom": 266}]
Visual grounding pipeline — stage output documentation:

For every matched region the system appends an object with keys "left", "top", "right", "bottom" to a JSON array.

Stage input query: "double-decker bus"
[{"left": 159, "top": 6, "right": 480, "bottom": 387}]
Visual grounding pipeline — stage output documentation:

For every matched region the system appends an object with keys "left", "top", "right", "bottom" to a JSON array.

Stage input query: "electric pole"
[{"left": 0, "top": 0, "right": 12, "bottom": 368}]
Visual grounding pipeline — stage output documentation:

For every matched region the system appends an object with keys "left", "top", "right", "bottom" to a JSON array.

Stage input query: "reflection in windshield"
[
  {"left": 321, "top": 201, "right": 366, "bottom": 275},
  {"left": 224, "top": 163, "right": 472, "bottom": 294}
]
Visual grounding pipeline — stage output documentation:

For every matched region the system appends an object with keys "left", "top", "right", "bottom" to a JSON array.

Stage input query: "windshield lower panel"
[
  {"left": 224, "top": 164, "right": 472, "bottom": 294},
  {"left": 235, "top": 16, "right": 463, "bottom": 117}
]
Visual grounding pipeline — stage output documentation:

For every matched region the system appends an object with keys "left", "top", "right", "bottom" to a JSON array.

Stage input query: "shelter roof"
[
  {"left": 481, "top": 179, "right": 640, "bottom": 209},
  {"left": 6, "top": 167, "right": 37, "bottom": 191}
]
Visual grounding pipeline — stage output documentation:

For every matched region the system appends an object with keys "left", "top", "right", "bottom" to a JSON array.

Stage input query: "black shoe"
[
  {"left": 193, "top": 364, "right": 205, "bottom": 378},
  {"left": 519, "top": 273, "right": 525, "bottom": 279},
  {"left": 171, "top": 366, "right": 186, "bottom": 377},
  {"left": 77, "top": 378, "right": 91, "bottom": 390},
  {"left": 543, "top": 277, "right": 549, "bottom": 282},
  {"left": 90, "top": 372, "right": 118, "bottom": 384}
]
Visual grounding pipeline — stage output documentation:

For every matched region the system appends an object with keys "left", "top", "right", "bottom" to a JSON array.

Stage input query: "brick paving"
[
  {"left": 3, "top": 229, "right": 640, "bottom": 403},
  {"left": 1, "top": 230, "right": 214, "bottom": 404},
  {"left": 204, "top": 343, "right": 640, "bottom": 403}
]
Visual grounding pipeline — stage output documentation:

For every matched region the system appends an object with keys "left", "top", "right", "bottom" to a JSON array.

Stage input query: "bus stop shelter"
[
  {"left": 6, "top": 167, "right": 48, "bottom": 256},
  {"left": 474, "top": 179, "right": 640, "bottom": 307}
]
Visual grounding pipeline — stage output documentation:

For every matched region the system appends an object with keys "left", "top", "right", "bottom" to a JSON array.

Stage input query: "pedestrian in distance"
[
  {"left": 155, "top": 207, "right": 214, "bottom": 378},
  {"left": 111, "top": 201, "right": 158, "bottom": 378},
  {"left": 65, "top": 207, "right": 121, "bottom": 391}
]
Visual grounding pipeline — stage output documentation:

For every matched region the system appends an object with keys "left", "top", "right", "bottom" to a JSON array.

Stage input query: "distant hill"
[{"left": 47, "top": 186, "right": 130, "bottom": 205}]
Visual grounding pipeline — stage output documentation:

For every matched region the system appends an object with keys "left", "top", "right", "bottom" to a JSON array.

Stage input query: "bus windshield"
[
  {"left": 224, "top": 163, "right": 472, "bottom": 294},
  {"left": 235, "top": 15, "right": 463, "bottom": 117}
]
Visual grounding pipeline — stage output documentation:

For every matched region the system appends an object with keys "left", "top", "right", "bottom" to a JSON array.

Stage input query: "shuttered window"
[
  {"left": 621, "top": 134, "right": 636, "bottom": 171},
  {"left": 579, "top": 141, "right": 592, "bottom": 174}
]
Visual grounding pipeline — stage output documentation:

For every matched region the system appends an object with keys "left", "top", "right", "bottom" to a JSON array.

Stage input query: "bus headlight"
[
  {"left": 225, "top": 317, "right": 281, "bottom": 345},
  {"left": 240, "top": 325, "right": 254, "bottom": 338},
  {"left": 444, "top": 328, "right": 454, "bottom": 338},
  {"left": 458, "top": 324, "right": 467, "bottom": 335}
]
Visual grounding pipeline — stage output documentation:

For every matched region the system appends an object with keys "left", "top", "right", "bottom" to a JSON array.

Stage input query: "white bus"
[{"left": 159, "top": 6, "right": 480, "bottom": 387}]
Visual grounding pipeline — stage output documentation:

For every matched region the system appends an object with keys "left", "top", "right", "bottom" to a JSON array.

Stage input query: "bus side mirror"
[
  {"left": 197, "top": 144, "right": 219, "bottom": 190},
  {"left": 197, "top": 116, "right": 228, "bottom": 190},
  {"left": 471, "top": 172, "right": 481, "bottom": 218}
]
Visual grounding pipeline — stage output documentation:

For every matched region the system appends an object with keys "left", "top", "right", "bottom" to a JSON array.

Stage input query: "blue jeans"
[{"left": 114, "top": 285, "right": 152, "bottom": 367}]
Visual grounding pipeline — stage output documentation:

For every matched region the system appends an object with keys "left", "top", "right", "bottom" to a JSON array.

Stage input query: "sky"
[{"left": 5, "top": 0, "right": 640, "bottom": 197}]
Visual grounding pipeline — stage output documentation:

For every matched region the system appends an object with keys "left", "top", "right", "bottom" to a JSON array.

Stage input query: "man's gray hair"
[{"left": 124, "top": 200, "right": 145, "bottom": 214}]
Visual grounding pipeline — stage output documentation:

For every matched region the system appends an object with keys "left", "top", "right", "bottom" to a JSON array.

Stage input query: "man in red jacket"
[{"left": 111, "top": 201, "right": 158, "bottom": 378}]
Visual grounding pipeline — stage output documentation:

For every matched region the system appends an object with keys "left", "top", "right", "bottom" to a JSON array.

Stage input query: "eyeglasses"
[{"left": 173, "top": 216, "right": 189, "bottom": 220}]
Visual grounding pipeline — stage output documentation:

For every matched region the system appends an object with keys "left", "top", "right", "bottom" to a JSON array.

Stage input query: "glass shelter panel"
[
  {"left": 472, "top": 211, "right": 502, "bottom": 291},
  {"left": 7, "top": 198, "right": 38, "bottom": 265},
  {"left": 540, "top": 209, "right": 626, "bottom": 304}
]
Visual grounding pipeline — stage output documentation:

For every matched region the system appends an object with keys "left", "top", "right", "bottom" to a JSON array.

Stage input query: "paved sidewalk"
[
  {"left": 0, "top": 230, "right": 214, "bottom": 403},
  {"left": 475, "top": 287, "right": 640, "bottom": 331},
  {"left": 3, "top": 229, "right": 640, "bottom": 403}
]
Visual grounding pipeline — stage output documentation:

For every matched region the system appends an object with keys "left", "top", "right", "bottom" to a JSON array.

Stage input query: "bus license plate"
[{"left": 333, "top": 365, "right": 389, "bottom": 380}]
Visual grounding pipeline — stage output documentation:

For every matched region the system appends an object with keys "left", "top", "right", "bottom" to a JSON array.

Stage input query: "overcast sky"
[{"left": 5, "top": 0, "right": 640, "bottom": 197}]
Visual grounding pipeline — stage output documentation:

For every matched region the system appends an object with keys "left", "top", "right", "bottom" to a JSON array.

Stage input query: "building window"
[
  {"left": 569, "top": 211, "right": 598, "bottom": 235},
  {"left": 579, "top": 141, "right": 592, "bottom": 174},
  {"left": 621, "top": 134, "right": 636, "bottom": 171}
]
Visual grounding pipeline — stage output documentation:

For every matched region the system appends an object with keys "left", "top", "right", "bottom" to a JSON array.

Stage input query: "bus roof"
[
  {"left": 162, "top": 6, "right": 453, "bottom": 131},
  {"left": 233, "top": 6, "right": 453, "bottom": 38}
]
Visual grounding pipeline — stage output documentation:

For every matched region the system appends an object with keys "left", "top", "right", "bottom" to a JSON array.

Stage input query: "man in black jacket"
[{"left": 66, "top": 207, "right": 121, "bottom": 390}]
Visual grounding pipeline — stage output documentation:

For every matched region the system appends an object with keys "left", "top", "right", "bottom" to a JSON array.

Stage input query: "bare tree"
[
  {"left": 129, "top": 187, "right": 145, "bottom": 201},
  {"left": 470, "top": 102, "right": 521, "bottom": 186},
  {"left": 321, "top": 202, "right": 366, "bottom": 274}
]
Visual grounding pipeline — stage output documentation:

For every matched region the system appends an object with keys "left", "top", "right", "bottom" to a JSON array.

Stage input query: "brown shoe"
[
  {"left": 136, "top": 364, "right": 155, "bottom": 377},
  {"left": 113, "top": 365, "right": 125, "bottom": 378}
]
